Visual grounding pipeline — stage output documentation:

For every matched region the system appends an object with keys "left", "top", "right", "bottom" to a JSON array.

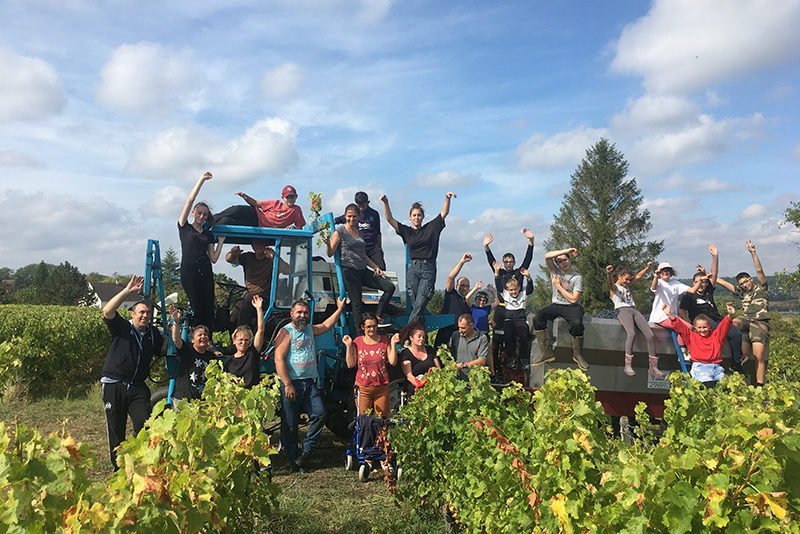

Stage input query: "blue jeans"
[
  {"left": 280, "top": 379, "right": 326, "bottom": 462},
  {"left": 709, "top": 317, "right": 744, "bottom": 366},
  {"left": 406, "top": 259, "right": 436, "bottom": 324}
]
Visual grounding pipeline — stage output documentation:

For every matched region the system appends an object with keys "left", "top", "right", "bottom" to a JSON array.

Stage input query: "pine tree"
[{"left": 539, "top": 138, "right": 664, "bottom": 315}]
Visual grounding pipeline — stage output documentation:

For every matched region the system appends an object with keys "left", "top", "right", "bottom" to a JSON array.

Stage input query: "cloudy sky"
[{"left": 1, "top": 0, "right": 799, "bottom": 291}]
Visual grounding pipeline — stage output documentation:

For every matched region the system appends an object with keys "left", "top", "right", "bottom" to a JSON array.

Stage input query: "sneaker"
[
  {"left": 377, "top": 317, "right": 391, "bottom": 328},
  {"left": 507, "top": 355, "right": 517, "bottom": 369},
  {"left": 386, "top": 303, "right": 406, "bottom": 316},
  {"left": 296, "top": 451, "right": 311, "bottom": 469},
  {"left": 521, "top": 358, "right": 530, "bottom": 370},
  {"left": 680, "top": 346, "right": 692, "bottom": 362},
  {"left": 289, "top": 461, "right": 303, "bottom": 473}
]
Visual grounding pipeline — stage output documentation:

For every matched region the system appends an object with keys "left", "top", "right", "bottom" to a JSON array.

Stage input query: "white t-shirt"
[{"left": 649, "top": 278, "right": 690, "bottom": 323}]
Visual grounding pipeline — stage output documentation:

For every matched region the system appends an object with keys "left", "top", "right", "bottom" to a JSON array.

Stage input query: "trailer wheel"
[
  {"left": 150, "top": 386, "right": 171, "bottom": 410},
  {"left": 388, "top": 379, "right": 408, "bottom": 415}
]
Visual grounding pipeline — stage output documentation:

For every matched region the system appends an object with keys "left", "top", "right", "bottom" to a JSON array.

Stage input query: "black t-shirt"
[
  {"left": 173, "top": 343, "right": 212, "bottom": 401},
  {"left": 178, "top": 222, "right": 214, "bottom": 267},
  {"left": 400, "top": 346, "right": 439, "bottom": 377},
  {"left": 442, "top": 288, "right": 471, "bottom": 326},
  {"left": 679, "top": 283, "right": 722, "bottom": 322},
  {"left": 395, "top": 214, "right": 446, "bottom": 261},
  {"left": 102, "top": 313, "right": 163, "bottom": 386},
  {"left": 224, "top": 345, "right": 262, "bottom": 388}
]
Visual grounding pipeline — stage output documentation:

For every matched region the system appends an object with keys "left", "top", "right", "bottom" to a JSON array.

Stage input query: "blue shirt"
[{"left": 282, "top": 323, "right": 317, "bottom": 381}]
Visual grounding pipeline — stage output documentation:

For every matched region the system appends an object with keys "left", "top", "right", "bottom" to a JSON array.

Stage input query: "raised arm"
[
  {"left": 483, "top": 233, "right": 497, "bottom": 268},
  {"left": 387, "top": 333, "right": 400, "bottom": 366},
  {"left": 343, "top": 335, "right": 355, "bottom": 369},
  {"left": 520, "top": 228, "right": 535, "bottom": 269},
  {"left": 520, "top": 267, "right": 533, "bottom": 295},
  {"left": 312, "top": 297, "right": 346, "bottom": 336},
  {"left": 179, "top": 172, "right": 212, "bottom": 226},
  {"left": 235, "top": 191, "right": 260, "bottom": 208},
  {"left": 380, "top": 194, "right": 399, "bottom": 232},
  {"left": 747, "top": 240, "right": 766, "bottom": 284},
  {"left": 708, "top": 243, "right": 719, "bottom": 286},
  {"left": 544, "top": 247, "right": 577, "bottom": 275},
  {"left": 103, "top": 276, "right": 143, "bottom": 319},
  {"left": 252, "top": 295, "right": 266, "bottom": 352},
  {"left": 446, "top": 253, "right": 472, "bottom": 292},
  {"left": 651, "top": 267, "right": 660, "bottom": 291},
  {"left": 486, "top": 284, "right": 499, "bottom": 309},
  {"left": 208, "top": 236, "right": 226, "bottom": 264},
  {"left": 440, "top": 192, "right": 456, "bottom": 219},
  {"left": 493, "top": 262, "right": 505, "bottom": 304},
  {"left": 633, "top": 262, "right": 653, "bottom": 283},
  {"left": 226, "top": 245, "right": 243, "bottom": 265},
  {"left": 606, "top": 265, "right": 616, "bottom": 300},
  {"left": 168, "top": 304, "right": 184, "bottom": 350},
  {"left": 465, "top": 280, "right": 483, "bottom": 302}
]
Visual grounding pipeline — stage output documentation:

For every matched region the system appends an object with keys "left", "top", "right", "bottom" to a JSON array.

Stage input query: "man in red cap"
[{"left": 214, "top": 185, "right": 306, "bottom": 229}]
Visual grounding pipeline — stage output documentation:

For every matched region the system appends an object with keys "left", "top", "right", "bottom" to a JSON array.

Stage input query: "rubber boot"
[
  {"left": 648, "top": 355, "right": 665, "bottom": 378},
  {"left": 572, "top": 337, "right": 588, "bottom": 371},
  {"left": 623, "top": 354, "right": 636, "bottom": 376},
  {"left": 532, "top": 330, "right": 555, "bottom": 366}
]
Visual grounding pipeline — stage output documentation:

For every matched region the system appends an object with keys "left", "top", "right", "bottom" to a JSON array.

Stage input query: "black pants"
[
  {"left": 504, "top": 318, "right": 529, "bottom": 359},
  {"left": 343, "top": 267, "right": 395, "bottom": 323},
  {"left": 102, "top": 382, "right": 151, "bottom": 470},
  {"left": 533, "top": 303, "right": 585, "bottom": 337},
  {"left": 434, "top": 325, "right": 456, "bottom": 350},
  {"left": 213, "top": 204, "right": 258, "bottom": 226},
  {"left": 181, "top": 259, "right": 216, "bottom": 333},
  {"left": 365, "top": 246, "right": 386, "bottom": 271},
  {"left": 236, "top": 291, "right": 268, "bottom": 328}
]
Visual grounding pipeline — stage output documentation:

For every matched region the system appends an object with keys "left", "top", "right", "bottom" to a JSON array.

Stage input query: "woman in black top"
[
  {"left": 178, "top": 172, "right": 225, "bottom": 332},
  {"left": 380, "top": 192, "right": 455, "bottom": 324},
  {"left": 224, "top": 295, "right": 266, "bottom": 388},
  {"left": 169, "top": 305, "right": 221, "bottom": 402},
  {"left": 399, "top": 321, "right": 441, "bottom": 396}
]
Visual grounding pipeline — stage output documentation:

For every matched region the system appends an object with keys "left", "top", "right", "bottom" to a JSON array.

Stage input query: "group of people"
[{"left": 99, "top": 174, "right": 772, "bottom": 473}]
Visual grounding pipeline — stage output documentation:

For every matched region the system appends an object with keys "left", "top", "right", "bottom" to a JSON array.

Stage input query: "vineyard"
[{"left": 394, "top": 365, "right": 800, "bottom": 533}]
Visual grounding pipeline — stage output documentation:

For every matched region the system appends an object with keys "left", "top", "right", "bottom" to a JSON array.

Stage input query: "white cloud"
[
  {"left": 126, "top": 118, "right": 299, "bottom": 184},
  {"left": 740, "top": 203, "right": 770, "bottom": 220},
  {"left": 514, "top": 127, "right": 607, "bottom": 171},
  {"left": 260, "top": 63, "right": 306, "bottom": 99},
  {"left": 610, "top": 0, "right": 800, "bottom": 95},
  {"left": 0, "top": 150, "right": 45, "bottom": 168},
  {"left": 414, "top": 170, "right": 477, "bottom": 188},
  {"left": 96, "top": 42, "right": 203, "bottom": 115},
  {"left": 611, "top": 94, "right": 700, "bottom": 134},
  {"left": 325, "top": 183, "right": 386, "bottom": 216},
  {"left": 0, "top": 47, "right": 66, "bottom": 122},
  {"left": 355, "top": 0, "right": 392, "bottom": 25},
  {"left": 767, "top": 84, "right": 796, "bottom": 101},
  {"left": 650, "top": 173, "right": 739, "bottom": 195},
  {"left": 140, "top": 186, "right": 187, "bottom": 219}
]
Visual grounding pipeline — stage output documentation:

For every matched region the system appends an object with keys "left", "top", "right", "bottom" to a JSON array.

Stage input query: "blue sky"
[{"left": 1, "top": 0, "right": 798, "bottom": 291}]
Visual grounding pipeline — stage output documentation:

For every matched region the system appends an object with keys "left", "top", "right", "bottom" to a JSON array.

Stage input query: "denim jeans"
[
  {"left": 280, "top": 379, "right": 327, "bottom": 462},
  {"left": 406, "top": 259, "right": 436, "bottom": 324},
  {"left": 709, "top": 317, "right": 744, "bottom": 366}
]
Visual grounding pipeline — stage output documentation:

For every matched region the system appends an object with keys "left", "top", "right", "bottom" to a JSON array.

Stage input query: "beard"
[{"left": 293, "top": 317, "right": 310, "bottom": 330}]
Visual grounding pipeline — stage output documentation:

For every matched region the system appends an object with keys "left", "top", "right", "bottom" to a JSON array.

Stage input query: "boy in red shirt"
[
  {"left": 214, "top": 185, "right": 306, "bottom": 229},
  {"left": 662, "top": 301, "right": 736, "bottom": 389}
]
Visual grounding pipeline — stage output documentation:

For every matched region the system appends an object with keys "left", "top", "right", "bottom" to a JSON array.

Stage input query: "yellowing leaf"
[
  {"left": 704, "top": 458, "right": 718, "bottom": 470},
  {"left": 574, "top": 432, "right": 593, "bottom": 454},
  {"left": 746, "top": 492, "right": 789, "bottom": 520}
]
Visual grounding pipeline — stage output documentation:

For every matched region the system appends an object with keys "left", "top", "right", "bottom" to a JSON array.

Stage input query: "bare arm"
[
  {"left": 365, "top": 256, "right": 383, "bottom": 277},
  {"left": 401, "top": 359, "right": 418, "bottom": 386},
  {"left": 235, "top": 191, "right": 260, "bottom": 208},
  {"left": 252, "top": 295, "right": 265, "bottom": 352},
  {"left": 226, "top": 246, "right": 242, "bottom": 265},
  {"left": 544, "top": 247, "right": 576, "bottom": 275},
  {"left": 715, "top": 276, "right": 736, "bottom": 294},
  {"left": 486, "top": 284, "right": 499, "bottom": 310},
  {"left": 747, "top": 240, "right": 766, "bottom": 284},
  {"left": 606, "top": 265, "right": 616, "bottom": 300},
  {"left": 446, "top": 253, "right": 471, "bottom": 292},
  {"left": 633, "top": 262, "right": 653, "bottom": 283},
  {"left": 169, "top": 305, "right": 184, "bottom": 350},
  {"left": 273, "top": 329, "right": 296, "bottom": 401},
  {"left": 387, "top": 333, "right": 399, "bottom": 366},
  {"left": 440, "top": 192, "right": 456, "bottom": 219},
  {"left": 312, "top": 297, "right": 346, "bottom": 336},
  {"left": 208, "top": 236, "right": 226, "bottom": 264},
  {"left": 103, "top": 276, "right": 143, "bottom": 319},
  {"left": 465, "top": 280, "right": 482, "bottom": 302},
  {"left": 380, "top": 195, "right": 400, "bottom": 232},
  {"left": 179, "top": 172, "right": 212, "bottom": 226},
  {"left": 324, "top": 229, "right": 340, "bottom": 257},
  {"left": 708, "top": 244, "right": 719, "bottom": 286},
  {"left": 343, "top": 335, "right": 356, "bottom": 369}
]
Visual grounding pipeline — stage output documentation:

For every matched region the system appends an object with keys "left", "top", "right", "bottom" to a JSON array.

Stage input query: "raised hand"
[
  {"left": 483, "top": 233, "right": 494, "bottom": 247},
  {"left": 342, "top": 335, "right": 352, "bottom": 346},
  {"left": 492, "top": 261, "right": 501, "bottom": 275},
  {"left": 202, "top": 171, "right": 212, "bottom": 180},
  {"left": 252, "top": 295, "right": 263, "bottom": 309},
  {"left": 522, "top": 228, "right": 534, "bottom": 240},
  {"left": 379, "top": 194, "right": 389, "bottom": 203},
  {"left": 462, "top": 253, "right": 472, "bottom": 263},
  {"left": 606, "top": 265, "right": 614, "bottom": 273},
  {"left": 746, "top": 240, "right": 756, "bottom": 253},
  {"left": 169, "top": 304, "right": 181, "bottom": 322},
  {"left": 708, "top": 243, "right": 718, "bottom": 256},
  {"left": 445, "top": 192, "right": 457, "bottom": 199},
  {"left": 475, "top": 280, "right": 484, "bottom": 289},
  {"left": 391, "top": 333, "right": 400, "bottom": 345},
  {"left": 230, "top": 245, "right": 242, "bottom": 256},
  {"left": 126, "top": 275, "right": 144, "bottom": 293},
  {"left": 520, "top": 267, "right": 530, "bottom": 278},
  {"left": 726, "top": 302, "right": 736, "bottom": 315},
  {"left": 661, "top": 303, "right": 671, "bottom": 315}
]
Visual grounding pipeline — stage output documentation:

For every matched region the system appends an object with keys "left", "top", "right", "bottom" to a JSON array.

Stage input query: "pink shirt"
[
  {"left": 257, "top": 199, "right": 306, "bottom": 228},
  {"left": 353, "top": 336, "right": 390, "bottom": 387}
]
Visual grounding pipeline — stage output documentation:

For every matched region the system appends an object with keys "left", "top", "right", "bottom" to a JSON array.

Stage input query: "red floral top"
[{"left": 353, "top": 335, "right": 390, "bottom": 387}]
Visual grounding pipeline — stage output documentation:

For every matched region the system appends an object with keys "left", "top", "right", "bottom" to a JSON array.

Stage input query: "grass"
[{"left": 0, "top": 389, "right": 446, "bottom": 533}]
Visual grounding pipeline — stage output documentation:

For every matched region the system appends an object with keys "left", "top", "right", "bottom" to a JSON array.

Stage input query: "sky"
[{"left": 1, "top": 0, "right": 799, "bottom": 293}]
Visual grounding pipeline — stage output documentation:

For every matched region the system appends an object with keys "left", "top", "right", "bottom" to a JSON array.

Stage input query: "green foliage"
[
  {"left": 426, "top": 290, "right": 444, "bottom": 316},
  {"left": 10, "top": 261, "right": 94, "bottom": 307},
  {"left": 538, "top": 139, "right": 663, "bottom": 315},
  {"left": 0, "top": 305, "right": 111, "bottom": 399},
  {"left": 0, "top": 363, "right": 282, "bottom": 533},
  {"left": 778, "top": 200, "right": 800, "bottom": 301},
  {"left": 395, "top": 362, "right": 800, "bottom": 532},
  {"left": 767, "top": 313, "right": 800, "bottom": 384}
]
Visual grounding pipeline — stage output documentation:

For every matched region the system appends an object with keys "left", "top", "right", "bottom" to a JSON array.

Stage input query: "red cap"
[{"left": 282, "top": 185, "right": 298, "bottom": 198}]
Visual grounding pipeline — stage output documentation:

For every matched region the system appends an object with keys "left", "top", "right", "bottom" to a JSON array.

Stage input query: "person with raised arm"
[
  {"left": 380, "top": 192, "right": 455, "bottom": 324},
  {"left": 214, "top": 185, "right": 306, "bottom": 229},
  {"left": 495, "top": 262, "right": 534, "bottom": 370},
  {"left": 324, "top": 203, "right": 395, "bottom": 327},
  {"left": 178, "top": 172, "right": 225, "bottom": 333},
  {"left": 483, "top": 228, "right": 535, "bottom": 288},
  {"left": 398, "top": 321, "right": 442, "bottom": 396},
  {"left": 714, "top": 240, "right": 770, "bottom": 386},
  {"left": 274, "top": 297, "right": 345, "bottom": 472},
  {"left": 101, "top": 276, "right": 167, "bottom": 470},
  {"left": 531, "top": 247, "right": 588, "bottom": 370},
  {"left": 168, "top": 306, "right": 222, "bottom": 403},
  {"left": 433, "top": 253, "right": 473, "bottom": 349},
  {"left": 662, "top": 302, "right": 737, "bottom": 389},
  {"left": 224, "top": 294, "right": 267, "bottom": 388},
  {"left": 679, "top": 244, "right": 745, "bottom": 373},
  {"left": 606, "top": 263, "right": 657, "bottom": 376},
  {"left": 334, "top": 191, "right": 386, "bottom": 270}
]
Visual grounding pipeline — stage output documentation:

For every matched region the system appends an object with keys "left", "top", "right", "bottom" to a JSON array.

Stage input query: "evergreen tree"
[
  {"left": 538, "top": 139, "right": 663, "bottom": 315},
  {"left": 42, "top": 261, "right": 95, "bottom": 306},
  {"left": 162, "top": 246, "right": 182, "bottom": 296}
]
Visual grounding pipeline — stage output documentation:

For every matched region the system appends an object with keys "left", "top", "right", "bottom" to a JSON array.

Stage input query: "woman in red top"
[{"left": 342, "top": 313, "right": 399, "bottom": 417}]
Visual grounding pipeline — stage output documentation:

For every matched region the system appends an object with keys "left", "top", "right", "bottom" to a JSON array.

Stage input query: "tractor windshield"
[{"left": 274, "top": 237, "right": 311, "bottom": 308}]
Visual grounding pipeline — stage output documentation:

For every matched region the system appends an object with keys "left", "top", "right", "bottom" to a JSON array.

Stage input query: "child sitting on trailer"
[{"left": 661, "top": 302, "right": 736, "bottom": 389}]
